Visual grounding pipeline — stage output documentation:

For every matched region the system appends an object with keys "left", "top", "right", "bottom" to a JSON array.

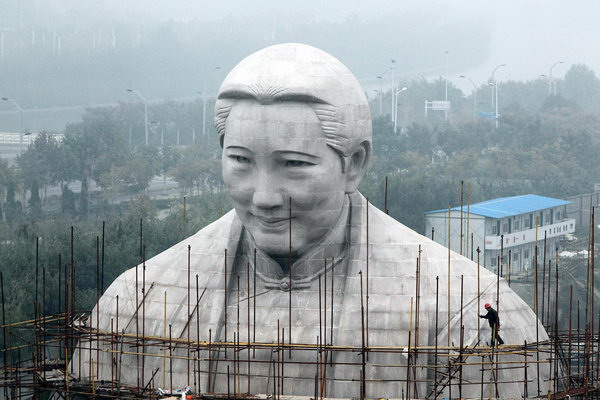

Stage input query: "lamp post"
[
  {"left": 491, "top": 64, "right": 506, "bottom": 107},
  {"left": 491, "top": 64, "right": 506, "bottom": 128},
  {"left": 459, "top": 75, "right": 477, "bottom": 121},
  {"left": 549, "top": 61, "right": 564, "bottom": 95},
  {"left": 126, "top": 89, "right": 148, "bottom": 145},
  {"left": 390, "top": 59, "right": 396, "bottom": 123},
  {"left": 444, "top": 50, "right": 449, "bottom": 120},
  {"left": 1, "top": 97, "right": 24, "bottom": 153},
  {"left": 393, "top": 87, "right": 408, "bottom": 134},
  {"left": 376, "top": 75, "right": 384, "bottom": 116},
  {"left": 197, "top": 91, "right": 206, "bottom": 138}
]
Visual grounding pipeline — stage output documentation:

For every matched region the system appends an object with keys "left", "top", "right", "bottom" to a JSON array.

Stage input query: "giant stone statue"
[{"left": 75, "top": 43, "right": 551, "bottom": 398}]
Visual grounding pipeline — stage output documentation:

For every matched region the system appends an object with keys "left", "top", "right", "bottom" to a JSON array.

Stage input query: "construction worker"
[{"left": 479, "top": 303, "right": 504, "bottom": 346}]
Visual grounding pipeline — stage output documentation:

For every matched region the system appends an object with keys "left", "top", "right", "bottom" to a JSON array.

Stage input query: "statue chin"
[{"left": 244, "top": 224, "right": 324, "bottom": 259}]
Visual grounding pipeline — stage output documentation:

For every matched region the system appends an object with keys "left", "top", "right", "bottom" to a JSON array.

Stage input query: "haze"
[{"left": 1, "top": 0, "right": 599, "bottom": 124}]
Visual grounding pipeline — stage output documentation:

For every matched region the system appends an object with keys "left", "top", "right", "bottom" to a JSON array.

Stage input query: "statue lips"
[{"left": 252, "top": 214, "right": 291, "bottom": 231}]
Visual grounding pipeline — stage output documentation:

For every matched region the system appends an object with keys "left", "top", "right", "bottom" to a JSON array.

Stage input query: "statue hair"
[{"left": 214, "top": 86, "right": 351, "bottom": 156}]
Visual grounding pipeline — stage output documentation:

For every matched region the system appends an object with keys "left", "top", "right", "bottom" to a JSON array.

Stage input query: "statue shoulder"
[
  {"left": 101, "top": 209, "right": 240, "bottom": 301},
  {"left": 360, "top": 197, "right": 434, "bottom": 245}
]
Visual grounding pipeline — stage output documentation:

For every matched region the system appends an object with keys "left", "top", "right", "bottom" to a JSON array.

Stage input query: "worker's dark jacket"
[{"left": 480, "top": 307, "right": 500, "bottom": 328}]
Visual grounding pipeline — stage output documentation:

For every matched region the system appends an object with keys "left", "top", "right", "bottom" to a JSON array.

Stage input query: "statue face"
[{"left": 222, "top": 101, "right": 347, "bottom": 257}]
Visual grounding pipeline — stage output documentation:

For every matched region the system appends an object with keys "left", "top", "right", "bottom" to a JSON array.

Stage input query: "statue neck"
[{"left": 243, "top": 196, "right": 350, "bottom": 289}]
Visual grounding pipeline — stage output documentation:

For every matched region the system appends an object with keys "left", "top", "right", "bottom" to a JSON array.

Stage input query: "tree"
[
  {"left": 17, "top": 132, "right": 61, "bottom": 207},
  {"left": 17, "top": 132, "right": 61, "bottom": 214},
  {"left": 99, "top": 146, "right": 161, "bottom": 197},
  {"left": 62, "top": 107, "right": 128, "bottom": 217},
  {"left": 0, "top": 158, "right": 13, "bottom": 220},
  {"left": 562, "top": 64, "right": 600, "bottom": 110},
  {"left": 171, "top": 142, "right": 222, "bottom": 195}
]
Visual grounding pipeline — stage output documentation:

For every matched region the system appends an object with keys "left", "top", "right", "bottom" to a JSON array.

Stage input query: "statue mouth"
[{"left": 252, "top": 215, "right": 291, "bottom": 229}]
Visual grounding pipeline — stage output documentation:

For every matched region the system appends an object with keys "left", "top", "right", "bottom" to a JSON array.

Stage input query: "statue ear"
[{"left": 344, "top": 140, "right": 371, "bottom": 194}]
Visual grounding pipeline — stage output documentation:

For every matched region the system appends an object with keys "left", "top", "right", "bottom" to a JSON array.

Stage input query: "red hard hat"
[{"left": 484, "top": 303, "right": 491, "bottom": 309}]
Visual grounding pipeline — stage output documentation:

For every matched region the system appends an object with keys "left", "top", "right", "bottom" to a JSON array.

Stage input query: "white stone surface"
[{"left": 72, "top": 44, "right": 551, "bottom": 399}]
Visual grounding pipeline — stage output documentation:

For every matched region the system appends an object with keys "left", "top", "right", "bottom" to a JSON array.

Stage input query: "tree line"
[
  {"left": 2, "top": 99, "right": 222, "bottom": 222},
  {"left": 2, "top": 64, "right": 600, "bottom": 326}
]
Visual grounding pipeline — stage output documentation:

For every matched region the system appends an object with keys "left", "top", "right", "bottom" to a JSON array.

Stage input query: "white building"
[{"left": 424, "top": 194, "right": 575, "bottom": 273}]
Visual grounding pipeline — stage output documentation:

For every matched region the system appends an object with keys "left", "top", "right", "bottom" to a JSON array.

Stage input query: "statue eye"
[
  {"left": 285, "top": 160, "right": 311, "bottom": 167},
  {"left": 231, "top": 155, "right": 250, "bottom": 164}
]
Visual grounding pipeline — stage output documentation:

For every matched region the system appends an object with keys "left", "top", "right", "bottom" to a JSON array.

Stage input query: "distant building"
[
  {"left": 424, "top": 194, "right": 575, "bottom": 273},
  {"left": 565, "top": 191, "right": 600, "bottom": 232},
  {"left": 0, "top": 131, "right": 64, "bottom": 144}
]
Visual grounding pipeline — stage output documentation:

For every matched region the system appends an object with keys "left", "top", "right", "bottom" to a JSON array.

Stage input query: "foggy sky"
[
  {"left": 3, "top": 0, "right": 600, "bottom": 101},
  {"left": 24, "top": 0, "right": 600, "bottom": 85}
]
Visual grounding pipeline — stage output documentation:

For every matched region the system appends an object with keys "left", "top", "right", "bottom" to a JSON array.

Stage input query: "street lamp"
[
  {"left": 376, "top": 75, "right": 384, "bottom": 116},
  {"left": 390, "top": 59, "right": 396, "bottom": 123},
  {"left": 549, "top": 61, "right": 565, "bottom": 95},
  {"left": 459, "top": 75, "right": 477, "bottom": 121},
  {"left": 1, "top": 97, "right": 24, "bottom": 153},
  {"left": 126, "top": 88, "right": 149, "bottom": 145},
  {"left": 375, "top": 66, "right": 392, "bottom": 117},
  {"left": 393, "top": 87, "right": 407, "bottom": 134},
  {"left": 197, "top": 91, "right": 206, "bottom": 139},
  {"left": 444, "top": 50, "right": 449, "bottom": 120},
  {"left": 491, "top": 64, "right": 506, "bottom": 128},
  {"left": 491, "top": 64, "right": 506, "bottom": 106}
]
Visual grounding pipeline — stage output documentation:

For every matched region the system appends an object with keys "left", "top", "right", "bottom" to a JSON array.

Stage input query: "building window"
[
  {"left": 491, "top": 257, "right": 497, "bottom": 266},
  {"left": 492, "top": 225, "right": 497, "bottom": 235},
  {"left": 513, "top": 252, "right": 519, "bottom": 261},
  {"left": 502, "top": 220, "right": 509, "bottom": 233},
  {"left": 514, "top": 220, "right": 520, "bottom": 231},
  {"left": 557, "top": 211, "right": 561, "bottom": 220},
  {"left": 524, "top": 249, "right": 530, "bottom": 259},
  {"left": 524, "top": 214, "right": 532, "bottom": 229}
]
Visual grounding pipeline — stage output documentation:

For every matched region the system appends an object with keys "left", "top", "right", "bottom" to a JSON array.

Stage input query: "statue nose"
[
  {"left": 252, "top": 173, "right": 284, "bottom": 209},
  {"left": 252, "top": 191, "right": 284, "bottom": 209}
]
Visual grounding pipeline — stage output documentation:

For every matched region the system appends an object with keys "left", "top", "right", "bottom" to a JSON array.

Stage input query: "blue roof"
[{"left": 425, "top": 194, "right": 571, "bottom": 219}]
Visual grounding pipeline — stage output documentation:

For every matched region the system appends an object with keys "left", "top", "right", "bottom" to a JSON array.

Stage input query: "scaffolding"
[
  {"left": 0, "top": 194, "right": 597, "bottom": 399},
  {"left": 1, "top": 295, "right": 600, "bottom": 399}
]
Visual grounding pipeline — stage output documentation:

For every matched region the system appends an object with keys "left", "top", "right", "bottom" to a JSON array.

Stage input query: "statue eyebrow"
[
  {"left": 272, "top": 150, "right": 321, "bottom": 159},
  {"left": 218, "top": 87, "right": 329, "bottom": 106},
  {"left": 225, "top": 145, "right": 252, "bottom": 152}
]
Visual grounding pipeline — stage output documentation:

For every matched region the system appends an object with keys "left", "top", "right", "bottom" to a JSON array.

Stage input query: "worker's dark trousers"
[{"left": 490, "top": 325, "right": 504, "bottom": 346}]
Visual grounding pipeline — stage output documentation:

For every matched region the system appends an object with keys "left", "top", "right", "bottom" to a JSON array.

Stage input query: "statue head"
[{"left": 215, "top": 43, "right": 372, "bottom": 258}]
